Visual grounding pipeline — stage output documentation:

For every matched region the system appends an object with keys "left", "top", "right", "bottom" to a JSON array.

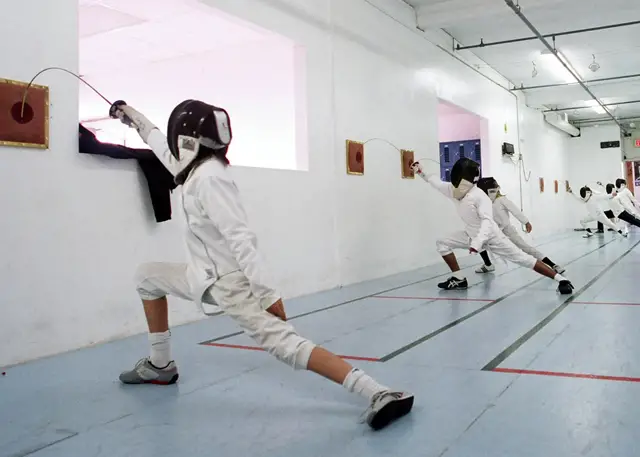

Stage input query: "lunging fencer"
[
  {"left": 596, "top": 182, "right": 640, "bottom": 235},
  {"left": 615, "top": 179, "right": 640, "bottom": 218},
  {"left": 474, "top": 177, "right": 565, "bottom": 275},
  {"left": 568, "top": 185, "right": 626, "bottom": 238},
  {"left": 410, "top": 158, "right": 574, "bottom": 295},
  {"left": 108, "top": 99, "right": 413, "bottom": 431}
]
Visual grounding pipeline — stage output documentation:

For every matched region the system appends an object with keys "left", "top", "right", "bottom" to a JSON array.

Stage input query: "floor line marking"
[
  {"left": 379, "top": 239, "right": 617, "bottom": 363},
  {"left": 493, "top": 367, "right": 640, "bottom": 383},
  {"left": 481, "top": 239, "right": 640, "bottom": 371},
  {"left": 199, "top": 259, "right": 506, "bottom": 345},
  {"left": 573, "top": 300, "right": 640, "bottom": 306},
  {"left": 374, "top": 296, "right": 495, "bottom": 302},
  {"left": 202, "top": 342, "right": 380, "bottom": 362},
  {"left": 198, "top": 234, "right": 604, "bottom": 346}
]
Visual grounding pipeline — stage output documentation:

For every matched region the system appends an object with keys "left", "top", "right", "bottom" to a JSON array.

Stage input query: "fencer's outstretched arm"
[
  {"left": 197, "top": 175, "right": 277, "bottom": 301},
  {"left": 500, "top": 197, "right": 529, "bottom": 226},
  {"left": 113, "top": 105, "right": 182, "bottom": 177},
  {"left": 567, "top": 189, "right": 584, "bottom": 203},
  {"left": 412, "top": 163, "right": 454, "bottom": 199}
]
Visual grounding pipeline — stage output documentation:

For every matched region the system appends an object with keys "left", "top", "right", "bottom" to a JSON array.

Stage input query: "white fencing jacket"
[
  {"left": 618, "top": 188, "right": 640, "bottom": 215},
  {"left": 147, "top": 129, "right": 277, "bottom": 310},
  {"left": 493, "top": 196, "right": 529, "bottom": 231},
  {"left": 420, "top": 173, "right": 501, "bottom": 251},
  {"left": 592, "top": 184, "right": 625, "bottom": 216},
  {"left": 571, "top": 190, "right": 613, "bottom": 217}
]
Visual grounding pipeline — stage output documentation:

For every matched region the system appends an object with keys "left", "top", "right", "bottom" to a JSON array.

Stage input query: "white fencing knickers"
[
  {"left": 436, "top": 231, "right": 537, "bottom": 269},
  {"left": 580, "top": 211, "right": 619, "bottom": 231},
  {"left": 502, "top": 225, "right": 544, "bottom": 261},
  {"left": 135, "top": 262, "right": 316, "bottom": 370}
]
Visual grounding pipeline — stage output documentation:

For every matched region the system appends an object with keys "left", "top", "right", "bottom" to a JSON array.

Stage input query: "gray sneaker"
[
  {"left": 362, "top": 391, "right": 414, "bottom": 430},
  {"left": 119, "top": 358, "right": 179, "bottom": 385},
  {"left": 553, "top": 264, "right": 566, "bottom": 274}
]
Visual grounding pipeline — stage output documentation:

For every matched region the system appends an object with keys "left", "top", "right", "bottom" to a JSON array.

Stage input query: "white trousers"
[
  {"left": 580, "top": 211, "right": 618, "bottom": 231},
  {"left": 135, "top": 262, "right": 315, "bottom": 370},
  {"left": 502, "top": 226, "right": 545, "bottom": 261},
  {"left": 436, "top": 231, "right": 537, "bottom": 269}
]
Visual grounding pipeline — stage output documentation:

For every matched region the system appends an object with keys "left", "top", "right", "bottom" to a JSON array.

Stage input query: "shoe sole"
[
  {"left": 121, "top": 373, "right": 179, "bottom": 385},
  {"left": 369, "top": 395, "right": 415, "bottom": 431},
  {"left": 558, "top": 286, "right": 574, "bottom": 295}
]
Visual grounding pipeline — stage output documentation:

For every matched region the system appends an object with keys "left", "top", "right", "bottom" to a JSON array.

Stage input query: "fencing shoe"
[
  {"left": 438, "top": 276, "right": 468, "bottom": 290},
  {"left": 475, "top": 264, "right": 495, "bottom": 274},
  {"left": 553, "top": 264, "right": 566, "bottom": 274},
  {"left": 362, "top": 391, "right": 414, "bottom": 431},
  {"left": 119, "top": 358, "right": 179, "bottom": 385},
  {"left": 557, "top": 280, "right": 574, "bottom": 295}
]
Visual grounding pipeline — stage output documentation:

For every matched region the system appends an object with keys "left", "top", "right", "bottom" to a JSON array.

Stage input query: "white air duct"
[{"left": 543, "top": 111, "right": 580, "bottom": 137}]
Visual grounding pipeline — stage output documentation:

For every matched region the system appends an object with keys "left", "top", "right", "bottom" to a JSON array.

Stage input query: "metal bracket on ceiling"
[{"left": 503, "top": 0, "right": 626, "bottom": 134}]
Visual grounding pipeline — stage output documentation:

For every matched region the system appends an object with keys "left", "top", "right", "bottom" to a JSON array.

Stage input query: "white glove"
[
  {"left": 411, "top": 161, "right": 422, "bottom": 174},
  {"left": 112, "top": 105, "right": 158, "bottom": 143}
]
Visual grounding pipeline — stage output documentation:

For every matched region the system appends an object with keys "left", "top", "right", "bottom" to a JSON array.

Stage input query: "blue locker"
[{"left": 439, "top": 139, "right": 481, "bottom": 182}]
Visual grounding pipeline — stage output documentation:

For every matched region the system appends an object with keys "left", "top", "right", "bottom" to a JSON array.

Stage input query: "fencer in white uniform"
[
  {"left": 616, "top": 179, "right": 640, "bottom": 218},
  {"left": 109, "top": 99, "right": 413, "bottom": 430},
  {"left": 594, "top": 182, "right": 640, "bottom": 235},
  {"left": 411, "top": 159, "right": 574, "bottom": 295},
  {"left": 569, "top": 185, "right": 626, "bottom": 238},
  {"left": 474, "top": 177, "right": 565, "bottom": 275}
]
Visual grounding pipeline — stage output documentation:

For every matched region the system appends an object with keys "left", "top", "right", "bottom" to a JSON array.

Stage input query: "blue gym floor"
[{"left": 3, "top": 231, "right": 640, "bottom": 457}]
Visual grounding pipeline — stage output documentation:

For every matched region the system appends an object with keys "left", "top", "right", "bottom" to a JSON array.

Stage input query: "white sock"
[
  {"left": 342, "top": 368, "right": 389, "bottom": 401},
  {"left": 149, "top": 331, "right": 172, "bottom": 368},
  {"left": 554, "top": 274, "right": 567, "bottom": 282}
]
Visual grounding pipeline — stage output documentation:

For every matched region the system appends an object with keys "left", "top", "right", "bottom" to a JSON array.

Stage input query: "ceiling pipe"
[
  {"left": 504, "top": 0, "right": 626, "bottom": 133},
  {"left": 544, "top": 100, "right": 640, "bottom": 113},
  {"left": 512, "top": 72, "right": 640, "bottom": 91},
  {"left": 456, "top": 19, "right": 640, "bottom": 51},
  {"left": 574, "top": 115, "right": 640, "bottom": 124}
]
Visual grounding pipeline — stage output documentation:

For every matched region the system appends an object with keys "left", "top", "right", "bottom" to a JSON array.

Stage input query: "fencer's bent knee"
[
  {"left": 245, "top": 313, "right": 315, "bottom": 370},
  {"left": 135, "top": 262, "right": 167, "bottom": 300},
  {"left": 436, "top": 239, "right": 454, "bottom": 256}
]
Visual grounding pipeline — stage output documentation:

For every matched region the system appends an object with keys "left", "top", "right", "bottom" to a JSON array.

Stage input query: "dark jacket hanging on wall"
[{"left": 78, "top": 124, "right": 177, "bottom": 223}]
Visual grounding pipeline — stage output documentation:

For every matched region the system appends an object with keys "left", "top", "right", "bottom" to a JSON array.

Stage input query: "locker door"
[{"left": 440, "top": 142, "right": 452, "bottom": 181}]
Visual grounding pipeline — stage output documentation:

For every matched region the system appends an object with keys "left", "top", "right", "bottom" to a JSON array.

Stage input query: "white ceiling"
[
  {"left": 78, "top": 0, "right": 283, "bottom": 77},
  {"left": 405, "top": 0, "right": 640, "bottom": 128}
]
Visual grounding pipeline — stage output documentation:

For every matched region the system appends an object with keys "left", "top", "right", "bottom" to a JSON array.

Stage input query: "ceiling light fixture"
[
  {"left": 536, "top": 49, "right": 575, "bottom": 83},
  {"left": 584, "top": 99, "right": 616, "bottom": 114},
  {"left": 531, "top": 61, "right": 538, "bottom": 78},
  {"left": 588, "top": 54, "right": 600, "bottom": 72}
]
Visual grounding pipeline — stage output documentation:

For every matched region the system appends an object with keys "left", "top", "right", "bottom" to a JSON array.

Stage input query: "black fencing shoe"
[
  {"left": 437, "top": 276, "right": 468, "bottom": 290},
  {"left": 557, "top": 280, "right": 574, "bottom": 295}
]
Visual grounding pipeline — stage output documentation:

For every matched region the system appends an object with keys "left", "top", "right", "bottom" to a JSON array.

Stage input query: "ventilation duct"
[{"left": 543, "top": 111, "right": 580, "bottom": 137}]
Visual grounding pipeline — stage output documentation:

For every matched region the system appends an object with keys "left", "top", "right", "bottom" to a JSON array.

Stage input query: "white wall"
[
  {"left": 1, "top": 0, "right": 576, "bottom": 366},
  {"left": 515, "top": 108, "right": 573, "bottom": 237},
  {"left": 567, "top": 125, "right": 624, "bottom": 224}
]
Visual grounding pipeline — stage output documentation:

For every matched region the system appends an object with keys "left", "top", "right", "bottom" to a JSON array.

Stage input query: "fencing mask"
[
  {"left": 606, "top": 183, "right": 616, "bottom": 195},
  {"left": 616, "top": 178, "right": 627, "bottom": 190},
  {"left": 450, "top": 158, "right": 480, "bottom": 200},
  {"left": 477, "top": 177, "right": 500, "bottom": 202},
  {"left": 579, "top": 186, "right": 592, "bottom": 202},
  {"left": 167, "top": 99, "right": 232, "bottom": 183}
]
